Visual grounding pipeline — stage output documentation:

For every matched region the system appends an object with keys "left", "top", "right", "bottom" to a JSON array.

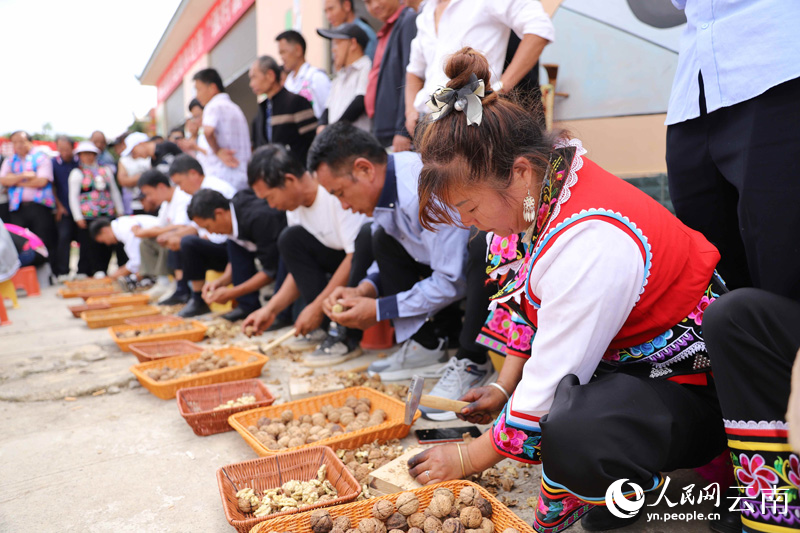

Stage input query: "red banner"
[{"left": 156, "top": 0, "right": 256, "bottom": 103}]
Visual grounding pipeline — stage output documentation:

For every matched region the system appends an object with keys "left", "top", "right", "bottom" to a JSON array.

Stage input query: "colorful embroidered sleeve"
[{"left": 491, "top": 401, "right": 542, "bottom": 464}]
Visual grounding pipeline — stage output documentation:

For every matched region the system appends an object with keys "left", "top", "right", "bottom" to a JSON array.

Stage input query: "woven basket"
[
  {"left": 86, "top": 293, "right": 150, "bottom": 307},
  {"left": 64, "top": 278, "right": 114, "bottom": 289},
  {"left": 123, "top": 314, "right": 181, "bottom": 326},
  {"left": 219, "top": 446, "right": 361, "bottom": 533},
  {"left": 81, "top": 305, "right": 160, "bottom": 328},
  {"left": 129, "top": 347, "right": 269, "bottom": 399},
  {"left": 249, "top": 480, "right": 534, "bottom": 533},
  {"left": 228, "top": 387, "right": 418, "bottom": 457},
  {"left": 177, "top": 379, "right": 276, "bottom": 436},
  {"left": 129, "top": 340, "right": 204, "bottom": 363},
  {"left": 109, "top": 320, "right": 207, "bottom": 352},
  {"left": 58, "top": 286, "right": 121, "bottom": 299},
  {"left": 68, "top": 302, "right": 111, "bottom": 318}
]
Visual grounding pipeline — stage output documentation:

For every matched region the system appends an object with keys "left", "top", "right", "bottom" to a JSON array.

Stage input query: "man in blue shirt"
[
  {"left": 665, "top": 0, "right": 800, "bottom": 302},
  {"left": 309, "top": 122, "right": 494, "bottom": 420},
  {"left": 51, "top": 136, "right": 79, "bottom": 278}
]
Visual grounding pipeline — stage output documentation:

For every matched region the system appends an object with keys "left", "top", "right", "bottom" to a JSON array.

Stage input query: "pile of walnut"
[
  {"left": 336, "top": 441, "right": 405, "bottom": 499},
  {"left": 337, "top": 372, "right": 408, "bottom": 402},
  {"left": 247, "top": 397, "right": 387, "bottom": 451},
  {"left": 144, "top": 350, "right": 257, "bottom": 382},
  {"left": 117, "top": 322, "right": 195, "bottom": 339},
  {"left": 236, "top": 464, "right": 337, "bottom": 518},
  {"left": 300, "top": 486, "right": 520, "bottom": 533},
  {"left": 214, "top": 393, "right": 257, "bottom": 410}
]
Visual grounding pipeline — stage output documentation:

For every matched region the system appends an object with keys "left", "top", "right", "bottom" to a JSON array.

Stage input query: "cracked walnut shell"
[
  {"left": 372, "top": 499, "right": 395, "bottom": 520},
  {"left": 459, "top": 507, "right": 482, "bottom": 529}
]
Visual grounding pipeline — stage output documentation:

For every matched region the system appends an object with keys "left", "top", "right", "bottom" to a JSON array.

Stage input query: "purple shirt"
[{"left": 0, "top": 151, "right": 55, "bottom": 210}]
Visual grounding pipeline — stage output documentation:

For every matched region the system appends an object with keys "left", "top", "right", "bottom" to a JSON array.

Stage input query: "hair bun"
[{"left": 444, "top": 47, "right": 493, "bottom": 92}]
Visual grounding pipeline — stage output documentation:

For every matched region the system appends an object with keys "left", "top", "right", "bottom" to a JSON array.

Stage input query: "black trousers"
[
  {"left": 278, "top": 223, "right": 373, "bottom": 341},
  {"left": 76, "top": 222, "right": 112, "bottom": 276},
  {"left": 54, "top": 215, "right": 77, "bottom": 276},
  {"left": 370, "top": 225, "right": 489, "bottom": 363},
  {"left": 666, "top": 74, "right": 800, "bottom": 300},
  {"left": 704, "top": 289, "right": 800, "bottom": 532},
  {"left": 9, "top": 202, "right": 57, "bottom": 273}
]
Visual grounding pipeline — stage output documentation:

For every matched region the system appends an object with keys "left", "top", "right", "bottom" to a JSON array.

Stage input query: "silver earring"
[{"left": 523, "top": 191, "right": 536, "bottom": 222}]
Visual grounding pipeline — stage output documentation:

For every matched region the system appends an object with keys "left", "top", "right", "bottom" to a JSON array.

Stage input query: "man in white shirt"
[
  {"left": 404, "top": 0, "right": 554, "bottom": 136},
  {"left": 277, "top": 30, "right": 332, "bottom": 119},
  {"left": 89, "top": 215, "right": 160, "bottom": 282},
  {"left": 193, "top": 68, "right": 252, "bottom": 191},
  {"left": 243, "top": 145, "right": 372, "bottom": 365},
  {"left": 316, "top": 23, "right": 373, "bottom": 134}
]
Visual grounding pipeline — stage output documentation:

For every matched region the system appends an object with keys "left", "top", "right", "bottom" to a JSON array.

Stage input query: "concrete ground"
[{"left": 0, "top": 286, "right": 723, "bottom": 532}]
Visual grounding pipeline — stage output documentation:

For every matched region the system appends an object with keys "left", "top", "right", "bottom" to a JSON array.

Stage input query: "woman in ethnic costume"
[{"left": 406, "top": 48, "right": 736, "bottom": 532}]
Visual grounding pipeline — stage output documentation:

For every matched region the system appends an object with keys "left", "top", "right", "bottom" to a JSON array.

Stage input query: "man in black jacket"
[
  {"left": 182, "top": 189, "right": 287, "bottom": 319},
  {"left": 249, "top": 55, "right": 317, "bottom": 165}
]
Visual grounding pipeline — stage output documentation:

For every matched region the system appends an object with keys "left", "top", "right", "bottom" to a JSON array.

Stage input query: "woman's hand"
[
  {"left": 457, "top": 385, "right": 508, "bottom": 424},
  {"left": 407, "top": 444, "right": 467, "bottom": 485}
]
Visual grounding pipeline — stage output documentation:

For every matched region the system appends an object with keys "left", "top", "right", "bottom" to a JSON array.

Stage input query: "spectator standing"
[
  {"left": 404, "top": 0, "right": 554, "bottom": 137},
  {"left": 249, "top": 55, "right": 318, "bottom": 165},
  {"left": 316, "top": 23, "right": 372, "bottom": 133},
  {"left": 362, "top": 0, "right": 417, "bottom": 151},
  {"left": 68, "top": 141, "right": 123, "bottom": 276},
  {"left": 0, "top": 131, "right": 58, "bottom": 273},
  {"left": 278, "top": 30, "right": 332, "bottom": 119},
  {"left": 323, "top": 0, "right": 378, "bottom": 60},
  {"left": 52, "top": 135, "right": 79, "bottom": 278},
  {"left": 90, "top": 131, "right": 117, "bottom": 171},
  {"left": 193, "top": 68, "right": 252, "bottom": 191},
  {"left": 115, "top": 133, "right": 152, "bottom": 215}
]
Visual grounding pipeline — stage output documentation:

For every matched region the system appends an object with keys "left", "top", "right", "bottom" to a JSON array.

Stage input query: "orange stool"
[
  {"left": 12, "top": 266, "right": 40, "bottom": 296},
  {"left": 360, "top": 320, "right": 395, "bottom": 350},
  {"left": 0, "top": 279, "right": 19, "bottom": 309},
  {"left": 0, "top": 296, "right": 10, "bottom": 325}
]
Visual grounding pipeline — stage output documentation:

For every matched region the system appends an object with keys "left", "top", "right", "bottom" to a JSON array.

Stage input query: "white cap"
[
  {"left": 74, "top": 141, "right": 100, "bottom": 155},
  {"left": 121, "top": 132, "right": 149, "bottom": 157}
]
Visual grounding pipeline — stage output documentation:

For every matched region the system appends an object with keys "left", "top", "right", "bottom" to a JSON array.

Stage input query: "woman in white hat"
[{"left": 68, "top": 141, "right": 123, "bottom": 275}]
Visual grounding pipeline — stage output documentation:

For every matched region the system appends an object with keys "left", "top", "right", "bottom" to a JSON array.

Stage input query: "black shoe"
[
  {"left": 221, "top": 307, "right": 250, "bottom": 322},
  {"left": 177, "top": 298, "right": 211, "bottom": 318},
  {"left": 158, "top": 290, "right": 190, "bottom": 306},
  {"left": 266, "top": 316, "right": 293, "bottom": 332},
  {"left": 710, "top": 488, "right": 742, "bottom": 533},
  {"left": 581, "top": 506, "right": 642, "bottom": 531}
]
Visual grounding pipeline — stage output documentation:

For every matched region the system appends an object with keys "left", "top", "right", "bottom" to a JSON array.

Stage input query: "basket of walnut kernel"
[
  {"left": 217, "top": 446, "right": 360, "bottom": 533},
  {"left": 177, "top": 379, "right": 276, "bottom": 436},
  {"left": 228, "top": 387, "right": 420, "bottom": 456},
  {"left": 248, "top": 480, "right": 533, "bottom": 533}
]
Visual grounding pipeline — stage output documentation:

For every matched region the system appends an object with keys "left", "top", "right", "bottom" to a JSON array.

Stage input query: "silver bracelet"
[{"left": 489, "top": 382, "right": 510, "bottom": 400}]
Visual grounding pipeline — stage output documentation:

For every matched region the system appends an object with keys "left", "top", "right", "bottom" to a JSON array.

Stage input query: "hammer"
[{"left": 404, "top": 374, "right": 500, "bottom": 425}]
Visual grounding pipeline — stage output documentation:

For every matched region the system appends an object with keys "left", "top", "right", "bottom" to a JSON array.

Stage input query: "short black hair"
[
  {"left": 254, "top": 55, "right": 283, "bottom": 81},
  {"left": 187, "top": 189, "right": 230, "bottom": 220},
  {"left": 10, "top": 130, "right": 30, "bottom": 141},
  {"left": 276, "top": 30, "right": 306, "bottom": 55},
  {"left": 169, "top": 153, "right": 204, "bottom": 177},
  {"left": 89, "top": 218, "right": 112, "bottom": 239},
  {"left": 169, "top": 126, "right": 185, "bottom": 137},
  {"left": 55, "top": 135, "right": 74, "bottom": 145},
  {"left": 150, "top": 135, "right": 164, "bottom": 143},
  {"left": 248, "top": 145, "right": 305, "bottom": 188},
  {"left": 138, "top": 169, "right": 171, "bottom": 189},
  {"left": 188, "top": 98, "right": 203, "bottom": 112},
  {"left": 307, "top": 121, "right": 387, "bottom": 174},
  {"left": 193, "top": 68, "right": 225, "bottom": 93}
]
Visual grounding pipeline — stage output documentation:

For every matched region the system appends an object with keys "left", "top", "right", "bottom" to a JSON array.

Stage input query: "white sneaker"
[
  {"left": 144, "top": 280, "right": 173, "bottom": 301},
  {"left": 419, "top": 357, "right": 494, "bottom": 421},
  {"left": 285, "top": 329, "right": 328, "bottom": 351},
  {"left": 367, "top": 338, "right": 448, "bottom": 381},
  {"left": 92, "top": 271, "right": 107, "bottom": 279}
]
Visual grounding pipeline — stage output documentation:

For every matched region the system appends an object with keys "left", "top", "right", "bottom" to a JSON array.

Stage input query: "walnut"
[
  {"left": 354, "top": 464, "right": 371, "bottom": 482},
  {"left": 423, "top": 516, "right": 443, "bottom": 533},
  {"left": 458, "top": 486, "right": 479, "bottom": 507},
  {"left": 288, "top": 437, "right": 305, "bottom": 448},
  {"left": 428, "top": 495, "right": 452, "bottom": 518},
  {"left": 257, "top": 416, "right": 271, "bottom": 428},
  {"left": 332, "top": 528, "right": 346, "bottom": 533},
  {"left": 340, "top": 412, "right": 356, "bottom": 425},
  {"left": 396, "top": 492, "right": 420, "bottom": 516},
  {"left": 345, "top": 396, "right": 359, "bottom": 409},
  {"left": 385, "top": 512, "right": 408, "bottom": 531},
  {"left": 346, "top": 530, "right": 360, "bottom": 533},
  {"left": 447, "top": 508, "right": 460, "bottom": 519},
  {"left": 442, "top": 518, "right": 465, "bottom": 533},
  {"left": 479, "top": 518, "right": 494, "bottom": 533},
  {"left": 266, "top": 423, "right": 283, "bottom": 437},
  {"left": 347, "top": 421, "right": 365, "bottom": 432},
  {"left": 277, "top": 436, "right": 291, "bottom": 447},
  {"left": 280, "top": 409, "right": 294, "bottom": 423},
  {"left": 408, "top": 529, "right": 424, "bottom": 533},
  {"left": 354, "top": 402, "right": 370, "bottom": 414},
  {"left": 312, "top": 413, "right": 327, "bottom": 426},
  {"left": 238, "top": 497, "right": 255, "bottom": 513},
  {"left": 359, "top": 397, "right": 372, "bottom": 408},
  {"left": 321, "top": 404, "right": 333, "bottom": 415},
  {"left": 473, "top": 497, "right": 492, "bottom": 518},
  {"left": 310, "top": 509, "right": 333, "bottom": 533},
  {"left": 459, "top": 508, "right": 482, "bottom": 529},
  {"left": 433, "top": 488, "right": 455, "bottom": 505},
  {"left": 328, "top": 410, "right": 342, "bottom": 423},
  {"left": 373, "top": 499, "right": 395, "bottom": 520},
  {"left": 333, "top": 516, "right": 352, "bottom": 530},
  {"left": 389, "top": 530, "right": 405, "bottom": 533},
  {"left": 358, "top": 518, "right": 387, "bottom": 533},
  {"left": 301, "top": 414, "right": 313, "bottom": 424},
  {"left": 408, "top": 512, "right": 426, "bottom": 529},
  {"left": 501, "top": 529, "right": 519, "bottom": 533},
  {"left": 356, "top": 412, "right": 371, "bottom": 423}
]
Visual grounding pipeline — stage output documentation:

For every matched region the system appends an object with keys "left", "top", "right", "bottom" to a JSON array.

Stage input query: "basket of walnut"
[
  {"left": 129, "top": 340, "right": 204, "bottom": 363},
  {"left": 228, "top": 387, "right": 419, "bottom": 457},
  {"left": 130, "top": 347, "right": 268, "bottom": 399},
  {"left": 177, "top": 379, "right": 276, "bottom": 436},
  {"left": 248, "top": 480, "right": 533, "bottom": 533},
  {"left": 218, "top": 446, "right": 361, "bottom": 533},
  {"left": 109, "top": 320, "right": 207, "bottom": 352}
]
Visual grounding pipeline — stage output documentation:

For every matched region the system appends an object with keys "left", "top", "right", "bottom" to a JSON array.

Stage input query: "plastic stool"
[
  {"left": 12, "top": 266, "right": 41, "bottom": 296},
  {"left": 205, "top": 270, "right": 233, "bottom": 313},
  {"left": 0, "top": 279, "right": 19, "bottom": 309},
  {"left": 0, "top": 297, "right": 10, "bottom": 325},
  {"left": 361, "top": 320, "right": 395, "bottom": 350}
]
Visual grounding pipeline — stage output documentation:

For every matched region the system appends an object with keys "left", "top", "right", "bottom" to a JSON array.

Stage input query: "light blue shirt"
[
  {"left": 362, "top": 151, "right": 469, "bottom": 343},
  {"left": 665, "top": 0, "right": 800, "bottom": 125}
]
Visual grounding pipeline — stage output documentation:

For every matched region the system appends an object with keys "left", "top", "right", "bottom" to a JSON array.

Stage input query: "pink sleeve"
[
  {"left": 0, "top": 158, "right": 11, "bottom": 177},
  {"left": 36, "top": 154, "right": 54, "bottom": 181}
]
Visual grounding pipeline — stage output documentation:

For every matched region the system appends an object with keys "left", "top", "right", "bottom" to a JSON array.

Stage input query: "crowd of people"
[{"left": 1, "top": 2, "right": 798, "bottom": 533}]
